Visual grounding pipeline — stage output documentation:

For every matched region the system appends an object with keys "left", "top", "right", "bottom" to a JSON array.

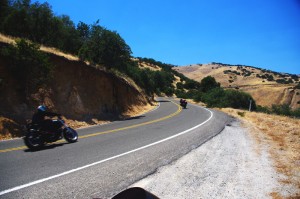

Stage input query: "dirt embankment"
[{"left": 0, "top": 42, "right": 153, "bottom": 140}]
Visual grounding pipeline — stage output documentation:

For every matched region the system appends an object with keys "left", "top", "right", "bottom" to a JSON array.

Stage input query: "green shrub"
[
  {"left": 201, "top": 88, "right": 226, "bottom": 108},
  {"left": 237, "top": 112, "right": 245, "bottom": 117},
  {"left": 201, "top": 88, "right": 256, "bottom": 110},
  {"left": 256, "top": 104, "right": 300, "bottom": 118},
  {"left": 256, "top": 105, "right": 271, "bottom": 114},
  {"left": 193, "top": 92, "right": 203, "bottom": 103},
  {"left": 163, "top": 87, "right": 175, "bottom": 97},
  {"left": 291, "top": 108, "right": 300, "bottom": 118},
  {"left": 175, "top": 90, "right": 188, "bottom": 99},
  {"left": 271, "top": 104, "right": 291, "bottom": 116},
  {"left": 176, "top": 82, "right": 184, "bottom": 90},
  {"left": 1, "top": 39, "right": 53, "bottom": 95},
  {"left": 200, "top": 76, "right": 220, "bottom": 92}
]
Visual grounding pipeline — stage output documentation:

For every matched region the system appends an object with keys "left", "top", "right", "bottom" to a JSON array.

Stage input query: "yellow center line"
[{"left": 0, "top": 101, "right": 181, "bottom": 153}]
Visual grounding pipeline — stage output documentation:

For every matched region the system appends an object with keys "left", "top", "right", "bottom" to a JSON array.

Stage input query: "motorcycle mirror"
[{"left": 112, "top": 187, "right": 159, "bottom": 199}]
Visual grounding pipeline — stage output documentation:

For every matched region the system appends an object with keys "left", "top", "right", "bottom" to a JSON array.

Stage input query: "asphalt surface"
[{"left": 0, "top": 98, "right": 231, "bottom": 198}]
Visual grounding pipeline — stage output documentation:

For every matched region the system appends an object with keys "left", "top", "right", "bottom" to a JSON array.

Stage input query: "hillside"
[
  {"left": 174, "top": 63, "right": 300, "bottom": 109},
  {"left": 0, "top": 34, "right": 152, "bottom": 139}
]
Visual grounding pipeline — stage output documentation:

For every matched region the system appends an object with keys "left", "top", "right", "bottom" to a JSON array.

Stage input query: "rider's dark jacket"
[{"left": 32, "top": 110, "right": 61, "bottom": 132}]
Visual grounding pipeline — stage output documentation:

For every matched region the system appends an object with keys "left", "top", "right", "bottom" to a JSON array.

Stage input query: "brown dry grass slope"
[{"left": 174, "top": 63, "right": 300, "bottom": 109}]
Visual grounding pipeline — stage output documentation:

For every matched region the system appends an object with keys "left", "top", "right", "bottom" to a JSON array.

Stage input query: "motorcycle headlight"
[{"left": 29, "top": 129, "right": 36, "bottom": 133}]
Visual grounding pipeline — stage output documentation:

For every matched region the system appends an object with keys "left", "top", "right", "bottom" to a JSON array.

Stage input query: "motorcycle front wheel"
[
  {"left": 24, "top": 132, "right": 44, "bottom": 150},
  {"left": 63, "top": 128, "right": 78, "bottom": 143}
]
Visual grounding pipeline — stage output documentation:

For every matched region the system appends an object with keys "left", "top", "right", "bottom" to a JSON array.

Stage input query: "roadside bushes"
[
  {"left": 201, "top": 88, "right": 255, "bottom": 110},
  {"left": 256, "top": 104, "right": 300, "bottom": 118}
]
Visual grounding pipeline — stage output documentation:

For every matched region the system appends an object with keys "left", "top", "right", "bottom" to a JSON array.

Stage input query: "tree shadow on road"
[{"left": 156, "top": 100, "right": 170, "bottom": 103}]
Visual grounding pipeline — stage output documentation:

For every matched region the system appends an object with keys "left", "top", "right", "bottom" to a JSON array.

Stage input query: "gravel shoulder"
[{"left": 131, "top": 119, "right": 296, "bottom": 198}]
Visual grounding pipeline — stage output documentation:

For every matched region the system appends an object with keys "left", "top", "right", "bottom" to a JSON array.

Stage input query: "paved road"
[{"left": 0, "top": 98, "right": 230, "bottom": 198}]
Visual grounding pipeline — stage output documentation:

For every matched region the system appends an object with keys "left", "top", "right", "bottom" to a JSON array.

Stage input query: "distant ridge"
[{"left": 174, "top": 63, "right": 300, "bottom": 109}]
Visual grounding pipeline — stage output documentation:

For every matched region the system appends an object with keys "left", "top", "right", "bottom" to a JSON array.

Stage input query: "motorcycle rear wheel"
[{"left": 24, "top": 132, "right": 44, "bottom": 150}]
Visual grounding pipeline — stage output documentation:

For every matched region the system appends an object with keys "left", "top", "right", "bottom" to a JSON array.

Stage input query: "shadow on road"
[
  {"left": 156, "top": 100, "right": 170, "bottom": 103},
  {"left": 124, "top": 115, "right": 145, "bottom": 121},
  {"left": 24, "top": 143, "right": 70, "bottom": 152}
]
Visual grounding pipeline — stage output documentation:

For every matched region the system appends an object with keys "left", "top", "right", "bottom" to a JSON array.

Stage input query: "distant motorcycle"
[
  {"left": 24, "top": 116, "right": 78, "bottom": 150},
  {"left": 180, "top": 99, "right": 187, "bottom": 109}
]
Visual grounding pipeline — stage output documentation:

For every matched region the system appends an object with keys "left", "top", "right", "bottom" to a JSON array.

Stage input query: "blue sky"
[{"left": 40, "top": 0, "right": 300, "bottom": 74}]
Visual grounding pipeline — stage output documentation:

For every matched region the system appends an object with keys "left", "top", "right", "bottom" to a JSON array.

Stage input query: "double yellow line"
[{"left": 0, "top": 101, "right": 181, "bottom": 153}]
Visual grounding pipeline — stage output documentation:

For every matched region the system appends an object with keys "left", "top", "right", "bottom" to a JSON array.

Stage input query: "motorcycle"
[
  {"left": 180, "top": 100, "right": 187, "bottom": 109},
  {"left": 24, "top": 116, "right": 78, "bottom": 150}
]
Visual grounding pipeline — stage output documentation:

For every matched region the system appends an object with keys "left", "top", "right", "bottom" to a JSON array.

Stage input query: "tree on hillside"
[
  {"left": 1, "top": 0, "right": 82, "bottom": 54},
  {"left": 0, "top": 0, "right": 10, "bottom": 30},
  {"left": 1, "top": 0, "right": 31, "bottom": 38},
  {"left": 27, "top": 1, "right": 53, "bottom": 43},
  {"left": 79, "top": 23, "right": 132, "bottom": 70},
  {"left": 77, "top": 21, "right": 90, "bottom": 42},
  {"left": 56, "top": 15, "right": 81, "bottom": 53},
  {"left": 200, "top": 76, "right": 220, "bottom": 92}
]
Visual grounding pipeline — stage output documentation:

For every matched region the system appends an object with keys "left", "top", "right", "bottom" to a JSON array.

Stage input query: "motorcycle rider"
[
  {"left": 32, "top": 105, "right": 61, "bottom": 133},
  {"left": 180, "top": 98, "right": 187, "bottom": 104},
  {"left": 180, "top": 98, "right": 187, "bottom": 108}
]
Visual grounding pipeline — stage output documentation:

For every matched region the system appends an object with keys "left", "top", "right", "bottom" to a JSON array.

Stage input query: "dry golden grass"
[
  {"left": 138, "top": 61, "right": 161, "bottom": 71},
  {"left": 0, "top": 33, "right": 16, "bottom": 44},
  {"left": 172, "top": 75, "right": 181, "bottom": 88},
  {"left": 175, "top": 64, "right": 289, "bottom": 86},
  {"left": 122, "top": 102, "right": 158, "bottom": 118},
  {"left": 175, "top": 64, "right": 300, "bottom": 109},
  {"left": 0, "top": 33, "right": 79, "bottom": 61},
  {"left": 242, "top": 85, "right": 299, "bottom": 108},
  {"left": 219, "top": 108, "right": 300, "bottom": 198},
  {"left": 40, "top": 46, "right": 79, "bottom": 61},
  {"left": 0, "top": 117, "right": 23, "bottom": 140}
]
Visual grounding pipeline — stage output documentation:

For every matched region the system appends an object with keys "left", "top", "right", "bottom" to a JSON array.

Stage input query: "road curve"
[{"left": 0, "top": 98, "right": 230, "bottom": 198}]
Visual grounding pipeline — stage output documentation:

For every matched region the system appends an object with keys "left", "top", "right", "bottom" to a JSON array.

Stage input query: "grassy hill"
[{"left": 174, "top": 63, "right": 300, "bottom": 109}]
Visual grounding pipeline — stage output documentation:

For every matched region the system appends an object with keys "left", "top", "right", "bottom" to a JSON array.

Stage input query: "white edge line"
[{"left": 0, "top": 104, "right": 212, "bottom": 196}]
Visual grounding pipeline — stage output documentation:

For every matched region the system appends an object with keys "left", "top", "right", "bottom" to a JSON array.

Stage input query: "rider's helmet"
[{"left": 37, "top": 105, "right": 47, "bottom": 112}]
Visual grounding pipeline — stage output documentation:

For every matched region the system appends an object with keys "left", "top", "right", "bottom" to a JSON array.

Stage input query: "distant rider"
[
  {"left": 32, "top": 105, "right": 61, "bottom": 132},
  {"left": 180, "top": 98, "right": 187, "bottom": 104}
]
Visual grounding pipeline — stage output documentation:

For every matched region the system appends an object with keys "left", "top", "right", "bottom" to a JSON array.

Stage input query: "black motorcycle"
[
  {"left": 24, "top": 116, "right": 78, "bottom": 150},
  {"left": 180, "top": 100, "right": 187, "bottom": 109}
]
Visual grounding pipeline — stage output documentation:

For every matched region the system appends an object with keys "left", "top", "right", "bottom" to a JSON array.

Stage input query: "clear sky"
[{"left": 39, "top": 0, "right": 300, "bottom": 74}]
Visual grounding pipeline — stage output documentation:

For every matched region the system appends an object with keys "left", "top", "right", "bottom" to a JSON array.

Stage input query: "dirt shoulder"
[
  {"left": 131, "top": 105, "right": 299, "bottom": 198},
  {"left": 220, "top": 108, "right": 300, "bottom": 198}
]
